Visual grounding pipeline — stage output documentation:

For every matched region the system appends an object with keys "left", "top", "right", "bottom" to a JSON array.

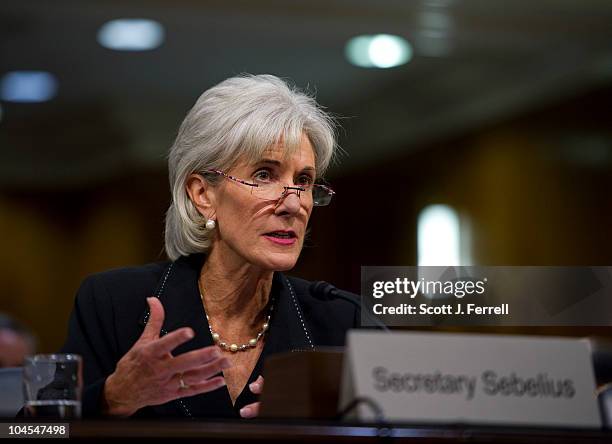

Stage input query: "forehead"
[
  {"left": 237, "top": 135, "right": 316, "bottom": 168},
  {"left": 261, "top": 142, "right": 314, "bottom": 162}
]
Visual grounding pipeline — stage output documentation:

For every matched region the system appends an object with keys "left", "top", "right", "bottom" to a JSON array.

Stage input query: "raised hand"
[{"left": 102, "top": 297, "right": 230, "bottom": 416}]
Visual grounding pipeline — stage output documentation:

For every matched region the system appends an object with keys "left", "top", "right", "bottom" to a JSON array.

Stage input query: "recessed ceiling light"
[
  {"left": 0, "top": 71, "right": 58, "bottom": 103},
  {"left": 98, "top": 18, "right": 164, "bottom": 51},
  {"left": 420, "top": 11, "right": 452, "bottom": 30},
  {"left": 416, "top": 8, "right": 453, "bottom": 57},
  {"left": 345, "top": 34, "right": 412, "bottom": 68}
]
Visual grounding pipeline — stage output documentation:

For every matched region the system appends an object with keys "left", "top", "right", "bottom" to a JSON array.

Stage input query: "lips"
[
  {"left": 263, "top": 230, "right": 298, "bottom": 245},
  {"left": 264, "top": 230, "right": 297, "bottom": 238}
]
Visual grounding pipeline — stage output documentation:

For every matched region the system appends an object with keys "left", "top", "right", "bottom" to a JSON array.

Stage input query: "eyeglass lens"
[{"left": 250, "top": 182, "right": 332, "bottom": 206}]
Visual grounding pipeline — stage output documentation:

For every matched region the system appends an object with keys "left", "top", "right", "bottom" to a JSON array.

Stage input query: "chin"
[{"left": 256, "top": 251, "right": 300, "bottom": 272}]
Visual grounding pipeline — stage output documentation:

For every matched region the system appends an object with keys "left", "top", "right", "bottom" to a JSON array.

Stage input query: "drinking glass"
[{"left": 23, "top": 354, "right": 82, "bottom": 419}]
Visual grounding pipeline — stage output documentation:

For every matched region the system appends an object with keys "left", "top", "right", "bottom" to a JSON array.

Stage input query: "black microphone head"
[{"left": 309, "top": 281, "right": 336, "bottom": 300}]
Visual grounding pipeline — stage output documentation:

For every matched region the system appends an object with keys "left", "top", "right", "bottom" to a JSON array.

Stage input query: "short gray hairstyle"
[{"left": 164, "top": 74, "right": 338, "bottom": 261}]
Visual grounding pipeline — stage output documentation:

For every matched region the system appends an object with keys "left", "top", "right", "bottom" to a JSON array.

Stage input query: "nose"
[{"left": 274, "top": 188, "right": 302, "bottom": 216}]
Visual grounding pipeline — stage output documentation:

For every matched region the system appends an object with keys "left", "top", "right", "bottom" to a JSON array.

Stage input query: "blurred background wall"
[{"left": 1, "top": 0, "right": 611, "bottom": 352}]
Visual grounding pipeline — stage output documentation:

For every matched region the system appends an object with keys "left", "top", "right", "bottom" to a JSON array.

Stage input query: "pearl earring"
[{"left": 205, "top": 219, "right": 216, "bottom": 230}]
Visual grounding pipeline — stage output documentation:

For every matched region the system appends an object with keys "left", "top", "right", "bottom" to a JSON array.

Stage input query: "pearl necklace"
[{"left": 199, "top": 291, "right": 274, "bottom": 353}]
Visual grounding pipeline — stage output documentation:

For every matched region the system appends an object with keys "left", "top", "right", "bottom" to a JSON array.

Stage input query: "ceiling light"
[
  {"left": 416, "top": 8, "right": 453, "bottom": 57},
  {"left": 98, "top": 19, "right": 164, "bottom": 51},
  {"left": 420, "top": 11, "right": 452, "bottom": 30},
  {"left": 346, "top": 34, "right": 412, "bottom": 68},
  {"left": 0, "top": 71, "right": 58, "bottom": 103}
]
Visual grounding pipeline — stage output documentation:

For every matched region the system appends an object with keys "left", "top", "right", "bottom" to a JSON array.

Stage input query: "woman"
[{"left": 60, "top": 74, "right": 358, "bottom": 418}]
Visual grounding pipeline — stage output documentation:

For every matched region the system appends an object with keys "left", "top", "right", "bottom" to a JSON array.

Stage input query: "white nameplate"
[{"left": 340, "top": 331, "right": 601, "bottom": 428}]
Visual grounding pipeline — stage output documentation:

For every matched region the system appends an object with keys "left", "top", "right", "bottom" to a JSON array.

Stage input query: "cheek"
[
  {"left": 217, "top": 198, "right": 267, "bottom": 237},
  {"left": 304, "top": 205, "right": 313, "bottom": 222}
]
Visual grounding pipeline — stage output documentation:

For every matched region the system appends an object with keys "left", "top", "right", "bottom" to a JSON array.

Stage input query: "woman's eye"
[
  {"left": 296, "top": 175, "right": 314, "bottom": 186},
  {"left": 253, "top": 169, "right": 272, "bottom": 182}
]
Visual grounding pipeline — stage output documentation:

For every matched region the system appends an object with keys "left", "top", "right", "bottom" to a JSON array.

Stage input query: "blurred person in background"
[
  {"left": 58, "top": 74, "right": 357, "bottom": 419},
  {"left": 0, "top": 313, "right": 36, "bottom": 368}
]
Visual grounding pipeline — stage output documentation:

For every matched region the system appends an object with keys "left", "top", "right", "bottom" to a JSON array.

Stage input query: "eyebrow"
[{"left": 255, "top": 158, "right": 316, "bottom": 173}]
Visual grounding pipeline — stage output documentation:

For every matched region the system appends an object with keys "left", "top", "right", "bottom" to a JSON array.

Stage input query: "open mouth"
[
  {"left": 264, "top": 230, "right": 297, "bottom": 239},
  {"left": 263, "top": 230, "right": 298, "bottom": 245}
]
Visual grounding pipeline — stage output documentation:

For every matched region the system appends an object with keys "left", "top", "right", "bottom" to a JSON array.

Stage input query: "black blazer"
[{"left": 59, "top": 254, "right": 359, "bottom": 418}]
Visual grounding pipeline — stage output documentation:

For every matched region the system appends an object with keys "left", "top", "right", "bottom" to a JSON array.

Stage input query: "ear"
[{"left": 185, "top": 173, "right": 216, "bottom": 219}]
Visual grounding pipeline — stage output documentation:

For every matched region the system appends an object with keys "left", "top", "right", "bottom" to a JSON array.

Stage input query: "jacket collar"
[{"left": 140, "top": 253, "right": 314, "bottom": 417}]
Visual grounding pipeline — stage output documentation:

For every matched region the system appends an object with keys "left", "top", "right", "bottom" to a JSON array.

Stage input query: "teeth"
[{"left": 269, "top": 232, "right": 291, "bottom": 238}]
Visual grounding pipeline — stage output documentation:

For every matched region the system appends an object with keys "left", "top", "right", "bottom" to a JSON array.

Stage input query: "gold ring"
[{"left": 179, "top": 374, "right": 189, "bottom": 390}]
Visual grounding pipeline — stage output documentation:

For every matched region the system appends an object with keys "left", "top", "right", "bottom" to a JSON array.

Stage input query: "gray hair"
[{"left": 164, "top": 74, "right": 338, "bottom": 261}]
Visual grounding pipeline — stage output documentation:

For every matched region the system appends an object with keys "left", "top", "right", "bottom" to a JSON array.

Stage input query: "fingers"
[
  {"left": 180, "top": 357, "right": 231, "bottom": 385},
  {"left": 241, "top": 376, "right": 264, "bottom": 418},
  {"left": 248, "top": 375, "right": 264, "bottom": 395},
  {"left": 240, "top": 402, "right": 260, "bottom": 419},
  {"left": 149, "top": 327, "right": 195, "bottom": 356},
  {"left": 171, "top": 345, "right": 224, "bottom": 374},
  {"left": 179, "top": 376, "right": 226, "bottom": 398},
  {"left": 140, "top": 297, "right": 165, "bottom": 341}
]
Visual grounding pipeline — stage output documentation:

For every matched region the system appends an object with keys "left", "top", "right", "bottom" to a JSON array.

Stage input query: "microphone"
[{"left": 310, "top": 281, "right": 390, "bottom": 332}]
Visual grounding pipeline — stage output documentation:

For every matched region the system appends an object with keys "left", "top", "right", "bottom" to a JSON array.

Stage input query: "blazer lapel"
[{"left": 235, "top": 273, "right": 316, "bottom": 408}]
